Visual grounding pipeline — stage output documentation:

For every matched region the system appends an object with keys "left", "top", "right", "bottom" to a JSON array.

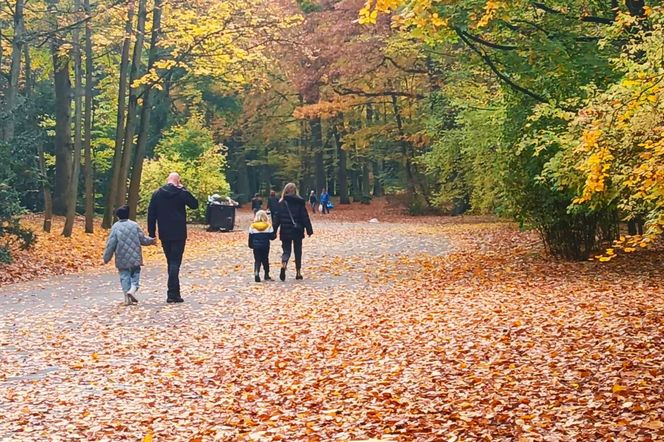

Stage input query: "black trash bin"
[{"left": 206, "top": 204, "right": 236, "bottom": 232}]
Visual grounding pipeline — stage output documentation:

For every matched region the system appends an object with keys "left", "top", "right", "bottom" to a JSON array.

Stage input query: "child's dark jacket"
[{"left": 248, "top": 221, "right": 275, "bottom": 249}]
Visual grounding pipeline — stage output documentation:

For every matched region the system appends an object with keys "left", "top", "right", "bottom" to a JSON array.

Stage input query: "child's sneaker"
[
  {"left": 127, "top": 286, "right": 139, "bottom": 304},
  {"left": 124, "top": 293, "right": 132, "bottom": 306}
]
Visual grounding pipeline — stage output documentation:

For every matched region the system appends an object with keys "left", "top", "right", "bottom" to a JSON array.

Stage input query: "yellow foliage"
[
  {"left": 359, "top": 0, "right": 450, "bottom": 31},
  {"left": 477, "top": 0, "right": 507, "bottom": 28}
]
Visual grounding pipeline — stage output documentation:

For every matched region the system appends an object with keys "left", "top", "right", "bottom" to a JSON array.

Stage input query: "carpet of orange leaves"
[
  {"left": 0, "top": 214, "right": 247, "bottom": 286},
  {"left": 1, "top": 204, "right": 663, "bottom": 440}
]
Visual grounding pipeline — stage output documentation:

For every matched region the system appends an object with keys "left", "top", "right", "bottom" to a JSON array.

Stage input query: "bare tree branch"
[
  {"left": 333, "top": 86, "right": 425, "bottom": 100},
  {"left": 531, "top": 2, "right": 614, "bottom": 24},
  {"left": 459, "top": 30, "right": 518, "bottom": 51},
  {"left": 454, "top": 27, "right": 552, "bottom": 106}
]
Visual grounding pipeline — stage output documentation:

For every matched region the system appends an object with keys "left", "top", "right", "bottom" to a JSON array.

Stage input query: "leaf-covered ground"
[{"left": 1, "top": 207, "right": 663, "bottom": 441}]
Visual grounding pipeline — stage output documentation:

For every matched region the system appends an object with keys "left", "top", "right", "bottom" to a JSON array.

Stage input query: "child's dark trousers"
[{"left": 253, "top": 247, "right": 270, "bottom": 276}]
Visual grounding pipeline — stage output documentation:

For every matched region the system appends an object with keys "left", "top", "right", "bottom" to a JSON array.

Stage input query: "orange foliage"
[
  {"left": 0, "top": 215, "right": 240, "bottom": 286},
  {"left": 0, "top": 206, "right": 663, "bottom": 439}
]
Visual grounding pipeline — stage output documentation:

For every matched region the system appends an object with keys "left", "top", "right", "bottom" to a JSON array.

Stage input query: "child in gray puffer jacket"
[{"left": 103, "top": 205, "right": 156, "bottom": 305}]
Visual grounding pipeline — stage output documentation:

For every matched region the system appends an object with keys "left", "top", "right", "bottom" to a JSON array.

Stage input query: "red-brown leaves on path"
[
  {"left": 0, "top": 210, "right": 662, "bottom": 441},
  {"left": 0, "top": 215, "right": 241, "bottom": 286}
]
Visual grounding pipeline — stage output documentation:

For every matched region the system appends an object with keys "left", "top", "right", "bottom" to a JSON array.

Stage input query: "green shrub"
[
  {"left": 139, "top": 120, "right": 231, "bottom": 221},
  {"left": 0, "top": 143, "right": 35, "bottom": 263}
]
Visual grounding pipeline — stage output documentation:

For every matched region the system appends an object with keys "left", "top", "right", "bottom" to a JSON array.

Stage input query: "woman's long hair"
[{"left": 280, "top": 182, "right": 298, "bottom": 202}]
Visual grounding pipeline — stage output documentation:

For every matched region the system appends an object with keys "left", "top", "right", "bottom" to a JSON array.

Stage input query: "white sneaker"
[
  {"left": 127, "top": 286, "right": 139, "bottom": 304},
  {"left": 124, "top": 293, "right": 132, "bottom": 306}
]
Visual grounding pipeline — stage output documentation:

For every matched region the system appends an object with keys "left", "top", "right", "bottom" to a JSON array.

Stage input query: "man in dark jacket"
[
  {"left": 267, "top": 190, "right": 279, "bottom": 224},
  {"left": 148, "top": 172, "right": 199, "bottom": 303},
  {"left": 273, "top": 184, "right": 313, "bottom": 281}
]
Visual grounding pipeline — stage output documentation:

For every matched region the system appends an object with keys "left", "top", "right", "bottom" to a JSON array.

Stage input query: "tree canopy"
[{"left": 0, "top": 0, "right": 661, "bottom": 261}]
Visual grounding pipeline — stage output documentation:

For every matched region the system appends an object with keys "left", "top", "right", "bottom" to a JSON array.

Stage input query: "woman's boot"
[{"left": 280, "top": 263, "right": 287, "bottom": 281}]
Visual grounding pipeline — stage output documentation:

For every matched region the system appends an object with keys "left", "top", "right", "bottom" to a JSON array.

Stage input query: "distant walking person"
[
  {"left": 273, "top": 183, "right": 313, "bottom": 281},
  {"left": 248, "top": 210, "right": 275, "bottom": 282},
  {"left": 267, "top": 190, "right": 279, "bottom": 223},
  {"left": 320, "top": 188, "right": 330, "bottom": 214},
  {"left": 251, "top": 193, "right": 263, "bottom": 214},
  {"left": 103, "top": 205, "right": 156, "bottom": 305},
  {"left": 148, "top": 172, "right": 199, "bottom": 303},
  {"left": 308, "top": 190, "right": 318, "bottom": 214}
]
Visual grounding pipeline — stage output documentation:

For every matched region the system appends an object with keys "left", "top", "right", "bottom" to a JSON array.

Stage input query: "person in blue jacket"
[{"left": 320, "top": 188, "right": 330, "bottom": 214}]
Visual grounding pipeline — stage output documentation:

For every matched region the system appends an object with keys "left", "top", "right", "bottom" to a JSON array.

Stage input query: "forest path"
[
  {"left": 2, "top": 212, "right": 662, "bottom": 441},
  {"left": 0, "top": 213, "right": 455, "bottom": 440},
  {"left": 0, "top": 214, "right": 450, "bottom": 314}
]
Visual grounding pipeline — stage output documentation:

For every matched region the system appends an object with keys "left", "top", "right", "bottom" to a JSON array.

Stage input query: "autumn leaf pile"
[
  {"left": 0, "top": 215, "right": 243, "bottom": 286},
  {"left": 0, "top": 208, "right": 662, "bottom": 441}
]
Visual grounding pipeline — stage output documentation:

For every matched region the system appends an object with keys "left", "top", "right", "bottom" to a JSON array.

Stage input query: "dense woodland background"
[{"left": 0, "top": 0, "right": 662, "bottom": 262}]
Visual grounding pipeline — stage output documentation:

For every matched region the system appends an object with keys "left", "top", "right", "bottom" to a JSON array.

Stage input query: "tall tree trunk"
[
  {"left": 102, "top": 0, "right": 136, "bottom": 228},
  {"left": 372, "top": 160, "right": 384, "bottom": 197},
  {"left": 23, "top": 45, "right": 31, "bottom": 98},
  {"left": 128, "top": 0, "right": 162, "bottom": 219},
  {"left": 27, "top": 37, "right": 50, "bottom": 230},
  {"left": 38, "top": 143, "right": 53, "bottom": 232},
  {"left": 364, "top": 103, "right": 383, "bottom": 197},
  {"left": 52, "top": 34, "right": 73, "bottom": 215},
  {"left": 83, "top": 0, "right": 94, "bottom": 233},
  {"left": 4, "top": 0, "right": 25, "bottom": 142},
  {"left": 117, "top": 0, "right": 147, "bottom": 207},
  {"left": 24, "top": 39, "right": 52, "bottom": 230},
  {"left": 390, "top": 94, "right": 416, "bottom": 195},
  {"left": 352, "top": 167, "right": 362, "bottom": 200},
  {"left": 63, "top": 1, "right": 84, "bottom": 237},
  {"left": 150, "top": 71, "right": 172, "bottom": 147},
  {"left": 326, "top": 126, "right": 336, "bottom": 195},
  {"left": 362, "top": 161, "right": 370, "bottom": 198},
  {"left": 309, "top": 116, "right": 325, "bottom": 194},
  {"left": 333, "top": 122, "right": 350, "bottom": 204}
]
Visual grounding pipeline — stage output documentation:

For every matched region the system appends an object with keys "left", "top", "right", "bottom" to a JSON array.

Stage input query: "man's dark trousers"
[{"left": 162, "top": 240, "right": 186, "bottom": 300}]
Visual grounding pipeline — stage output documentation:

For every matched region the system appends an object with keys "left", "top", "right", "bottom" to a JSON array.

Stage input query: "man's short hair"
[{"left": 115, "top": 205, "right": 130, "bottom": 220}]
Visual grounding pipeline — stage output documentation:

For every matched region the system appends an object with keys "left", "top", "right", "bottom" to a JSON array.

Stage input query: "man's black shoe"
[
  {"left": 167, "top": 297, "right": 184, "bottom": 304},
  {"left": 279, "top": 267, "right": 286, "bottom": 281}
]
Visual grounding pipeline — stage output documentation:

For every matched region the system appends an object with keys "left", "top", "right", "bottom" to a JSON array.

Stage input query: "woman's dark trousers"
[{"left": 281, "top": 238, "right": 302, "bottom": 270}]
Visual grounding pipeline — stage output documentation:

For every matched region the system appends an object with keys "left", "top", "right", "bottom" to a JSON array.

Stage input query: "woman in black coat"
[{"left": 273, "top": 182, "right": 313, "bottom": 281}]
